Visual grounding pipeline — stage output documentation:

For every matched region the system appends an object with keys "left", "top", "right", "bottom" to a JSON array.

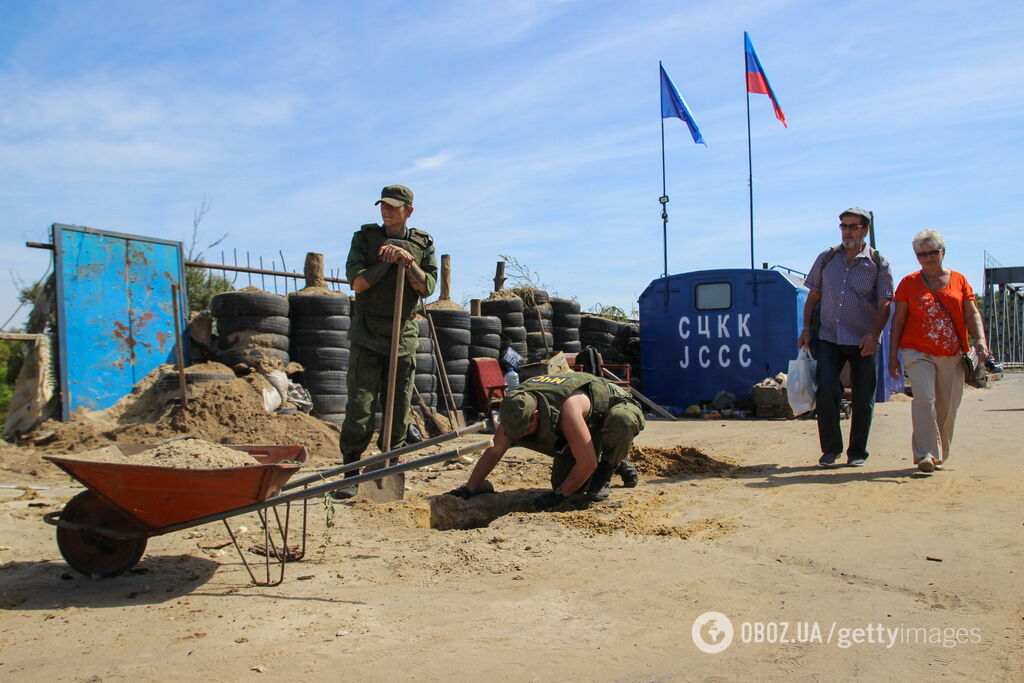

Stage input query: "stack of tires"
[
  {"left": 288, "top": 293, "right": 351, "bottom": 427},
  {"left": 415, "top": 318, "right": 438, "bottom": 410},
  {"left": 426, "top": 308, "right": 471, "bottom": 413},
  {"left": 579, "top": 315, "right": 623, "bottom": 364},
  {"left": 521, "top": 289, "right": 554, "bottom": 362},
  {"left": 614, "top": 322, "right": 641, "bottom": 387},
  {"left": 469, "top": 315, "right": 502, "bottom": 361},
  {"left": 550, "top": 297, "right": 582, "bottom": 354},
  {"left": 480, "top": 296, "right": 528, "bottom": 361},
  {"left": 211, "top": 290, "right": 290, "bottom": 370}
]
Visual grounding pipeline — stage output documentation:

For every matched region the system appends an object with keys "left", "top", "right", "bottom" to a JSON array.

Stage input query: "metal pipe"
[{"left": 283, "top": 420, "right": 486, "bottom": 490}]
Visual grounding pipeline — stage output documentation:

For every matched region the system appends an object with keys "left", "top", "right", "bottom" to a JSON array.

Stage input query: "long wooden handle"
[{"left": 381, "top": 264, "right": 407, "bottom": 452}]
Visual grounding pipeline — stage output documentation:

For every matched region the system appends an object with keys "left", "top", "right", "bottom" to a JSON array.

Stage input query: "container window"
[{"left": 696, "top": 282, "right": 731, "bottom": 310}]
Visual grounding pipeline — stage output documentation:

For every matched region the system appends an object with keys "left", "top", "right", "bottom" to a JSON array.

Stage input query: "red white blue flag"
[{"left": 744, "top": 32, "right": 786, "bottom": 128}]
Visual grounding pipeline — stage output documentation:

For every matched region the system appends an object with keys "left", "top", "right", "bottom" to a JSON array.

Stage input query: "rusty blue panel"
[{"left": 53, "top": 224, "right": 187, "bottom": 420}]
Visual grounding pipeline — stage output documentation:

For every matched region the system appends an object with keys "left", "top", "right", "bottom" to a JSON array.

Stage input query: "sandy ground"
[{"left": 1, "top": 375, "right": 1022, "bottom": 681}]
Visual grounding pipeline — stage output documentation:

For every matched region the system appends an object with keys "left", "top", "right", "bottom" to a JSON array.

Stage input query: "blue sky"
[{"left": 2, "top": 0, "right": 1022, "bottom": 327}]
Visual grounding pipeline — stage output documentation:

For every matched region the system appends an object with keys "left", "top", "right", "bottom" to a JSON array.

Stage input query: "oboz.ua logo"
[{"left": 692, "top": 611, "right": 734, "bottom": 654}]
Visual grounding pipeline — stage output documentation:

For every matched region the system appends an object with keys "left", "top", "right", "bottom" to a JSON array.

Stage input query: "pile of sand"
[
  {"left": 425, "top": 299, "right": 466, "bottom": 311},
  {"left": 485, "top": 290, "right": 521, "bottom": 301},
  {"left": 23, "top": 364, "right": 341, "bottom": 465},
  {"left": 290, "top": 286, "right": 347, "bottom": 297},
  {"left": 629, "top": 445, "right": 738, "bottom": 477},
  {"left": 75, "top": 439, "right": 261, "bottom": 469}
]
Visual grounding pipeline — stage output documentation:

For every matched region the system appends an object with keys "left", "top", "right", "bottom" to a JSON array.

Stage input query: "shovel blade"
[{"left": 356, "top": 472, "right": 405, "bottom": 502}]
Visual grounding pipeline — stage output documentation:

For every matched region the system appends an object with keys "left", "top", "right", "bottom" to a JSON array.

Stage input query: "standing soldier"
[
  {"left": 447, "top": 372, "right": 645, "bottom": 507},
  {"left": 335, "top": 185, "right": 437, "bottom": 499}
]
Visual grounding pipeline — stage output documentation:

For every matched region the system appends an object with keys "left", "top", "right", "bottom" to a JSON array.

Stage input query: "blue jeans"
[{"left": 815, "top": 340, "right": 877, "bottom": 461}]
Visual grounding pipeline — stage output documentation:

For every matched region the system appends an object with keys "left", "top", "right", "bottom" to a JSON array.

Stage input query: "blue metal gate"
[{"left": 53, "top": 224, "right": 187, "bottom": 419}]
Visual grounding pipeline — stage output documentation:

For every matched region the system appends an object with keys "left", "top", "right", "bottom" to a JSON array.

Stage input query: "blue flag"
[{"left": 660, "top": 63, "right": 705, "bottom": 145}]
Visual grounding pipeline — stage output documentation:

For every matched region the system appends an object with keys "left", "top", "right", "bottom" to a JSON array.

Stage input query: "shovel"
[{"left": 358, "top": 263, "right": 407, "bottom": 503}]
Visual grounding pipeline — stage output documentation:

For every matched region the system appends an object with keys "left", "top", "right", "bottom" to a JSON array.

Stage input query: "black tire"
[
  {"left": 445, "top": 359, "right": 472, "bottom": 375},
  {"left": 526, "top": 331, "right": 554, "bottom": 348},
  {"left": 558, "top": 341, "right": 582, "bottom": 353},
  {"left": 289, "top": 293, "right": 350, "bottom": 316},
  {"left": 417, "top": 337, "right": 434, "bottom": 354},
  {"left": 219, "top": 347, "right": 289, "bottom": 367},
  {"left": 509, "top": 341, "right": 528, "bottom": 358},
  {"left": 416, "top": 318, "right": 430, "bottom": 336},
  {"left": 219, "top": 332, "right": 290, "bottom": 351},
  {"left": 502, "top": 326, "right": 527, "bottom": 343},
  {"left": 496, "top": 312, "right": 525, "bottom": 327},
  {"left": 291, "top": 346, "right": 350, "bottom": 371},
  {"left": 516, "top": 289, "right": 548, "bottom": 306},
  {"left": 580, "top": 332, "right": 616, "bottom": 347},
  {"left": 212, "top": 291, "right": 289, "bottom": 318},
  {"left": 527, "top": 347, "right": 551, "bottom": 362},
  {"left": 524, "top": 303, "right": 553, "bottom": 319},
  {"left": 56, "top": 491, "right": 148, "bottom": 578},
  {"left": 441, "top": 393, "right": 465, "bottom": 411},
  {"left": 303, "top": 370, "right": 348, "bottom": 394},
  {"left": 553, "top": 328, "right": 580, "bottom": 343},
  {"left": 481, "top": 298, "right": 523, "bottom": 314},
  {"left": 469, "top": 345, "right": 500, "bottom": 359},
  {"left": 292, "top": 329, "right": 349, "bottom": 348},
  {"left": 524, "top": 317, "right": 554, "bottom": 333},
  {"left": 311, "top": 393, "right": 348, "bottom": 413},
  {"left": 415, "top": 375, "right": 438, "bottom": 393},
  {"left": 157, "top": 372, "right": 235, "bottom": 391},
  {"left": 441, "top": 344, "right": 469, "bottom": 360},
  {"left": 471, "top": 333, "right": 502, "bottom": 349},
  {"left": 290, "top": 315, "right": 351, "bottom": 331},
  {"left": 580, "top": 315, "right": 621, "bottom": 334},
  {"left": 416, "top": 393, "right": 437, "bottom": 410},
  {"left": 316, "top": 413, "right": 347, "bottom": 428},
  {"left": 446, "top": 376, "right": 467, "bottom": 394},
  {"left": 426, "top": 309, "right": 471, "bottom": 330},
  {"left": 552, "top": 313, "right": 581, "bottom": 329},
  {"left": 470, "top": 316, "right": 502, "bottom": 334},
  {"left": 415, "top": 353, "right": 436, "bottom": 374},
  {"left": 435, "top": 327, "right": 471, "bottom": 347},
  {"left": 549, "top": 298, "right": 581, "bottom": 315},
  {"left": 215, "top": 315, "right": 290, "bottom": 336}
]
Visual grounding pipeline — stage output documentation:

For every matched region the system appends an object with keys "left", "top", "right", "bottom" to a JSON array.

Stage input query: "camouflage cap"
[
  {"left": 375, "top": 185, "right": 414, "bottom": 207},
  {"left": 498, "top": 391, "right": 537, "bottom": 441},
  {"left": 840, "top": 207, "right": 872, "bottom": 227}
]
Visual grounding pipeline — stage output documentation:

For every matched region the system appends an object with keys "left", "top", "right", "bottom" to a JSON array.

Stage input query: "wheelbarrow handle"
[{"left": 42, "top": 511, "right": 150, "bottom": 540}]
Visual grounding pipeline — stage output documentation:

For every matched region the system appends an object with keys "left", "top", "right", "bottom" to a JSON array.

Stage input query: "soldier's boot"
[
  {"left": 616, "top": 457, "right": 639, "bottom": 488},
  {"left": 586, "top": 461, "right": 616, "bottom": 502}
]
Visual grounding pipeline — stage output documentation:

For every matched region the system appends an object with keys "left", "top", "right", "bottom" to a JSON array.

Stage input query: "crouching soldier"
[{"left": 447, "top": 372, "right": 645, "bottom": 508}]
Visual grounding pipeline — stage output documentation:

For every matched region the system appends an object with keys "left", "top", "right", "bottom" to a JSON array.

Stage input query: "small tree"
[{"left": 184, "top": 196, "right": 232, "bottom": 312}]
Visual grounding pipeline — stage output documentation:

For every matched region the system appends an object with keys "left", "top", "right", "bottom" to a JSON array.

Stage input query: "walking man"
[
  {"left": 797, "top": 208, "right": 894, "bottom": 468},
  {"left": 336, "top": 185, "right": 437, "bottom": 498},
  {"left": 447, "top": 372, "right": 645, "bottom": 507}
]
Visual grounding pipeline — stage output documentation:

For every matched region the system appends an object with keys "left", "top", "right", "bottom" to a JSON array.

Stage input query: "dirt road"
[{"left": 2, "top": 375, "right": 1022, "bottom": 680}]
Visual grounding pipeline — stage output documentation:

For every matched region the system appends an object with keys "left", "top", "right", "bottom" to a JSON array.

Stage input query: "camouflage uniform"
[
  {"left": 339, "top": 224, "right": 437, "bottom": 467},
  {"left": 509, "top": 373, "right": 645, "bottom": 488}
]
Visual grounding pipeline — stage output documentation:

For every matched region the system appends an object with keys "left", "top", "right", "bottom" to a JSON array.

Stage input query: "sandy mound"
[
  {"left": 629, "top": 445, "right": 738, "bottom": 477},
  {"left": 485, "top": 290, "right": 521, "bottom": 301},
  {"left": 19, "top": 365, "right": 341, "bottom": 465},
  {"left": 425, "top": 299, "right": 466, "bottom": 311}
]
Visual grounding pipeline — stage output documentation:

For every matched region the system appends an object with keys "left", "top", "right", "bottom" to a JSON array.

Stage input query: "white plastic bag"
[{"left": 786, "top": 348, "right": 817, "bottom": 416}]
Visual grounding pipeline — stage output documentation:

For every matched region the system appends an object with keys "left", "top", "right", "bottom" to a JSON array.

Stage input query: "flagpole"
[
  {"left": 745, "top": 53, "right": 757, "bottom": 306},
  {"left": 659, "top": 63, "right": 669, "bottom": 281}
]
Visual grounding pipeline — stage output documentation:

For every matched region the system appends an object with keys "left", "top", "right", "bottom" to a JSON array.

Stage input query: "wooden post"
[
  {"left": 494, "top": 261, "right": 505, "bottom": 291},
  {"left": 382, "top": 264, "right": 407, "bottom": 456},
  {"left": 440, "top": 254, "right": 451, "bottom": 300},
  {"left": 470, "top": 299, "right": 481, "bottom": 316},
  {"left": 170, "top": 284, "right": 188, "bottom": 409},
  {"left": 303, "top": 252, "right": 326, "bottom": 288}
]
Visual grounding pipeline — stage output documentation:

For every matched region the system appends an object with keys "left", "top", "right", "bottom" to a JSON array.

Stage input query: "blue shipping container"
[{"left": 639, "top": 268, "right": 901, "bottom": 413}]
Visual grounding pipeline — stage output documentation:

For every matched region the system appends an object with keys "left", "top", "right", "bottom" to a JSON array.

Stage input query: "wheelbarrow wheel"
[{"left": 56, "top": 491, "right": 148, "bottom": 578}]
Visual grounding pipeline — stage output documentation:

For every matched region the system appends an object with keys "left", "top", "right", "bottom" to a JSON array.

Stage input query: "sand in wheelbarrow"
[{"left": 74, "top": 439, "right": 260, "bottom": 468}]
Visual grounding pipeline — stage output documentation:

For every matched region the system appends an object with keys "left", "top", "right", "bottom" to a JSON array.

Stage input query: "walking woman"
[{"left": 888, "top": 229, "right": 989, "bottom": 473}]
